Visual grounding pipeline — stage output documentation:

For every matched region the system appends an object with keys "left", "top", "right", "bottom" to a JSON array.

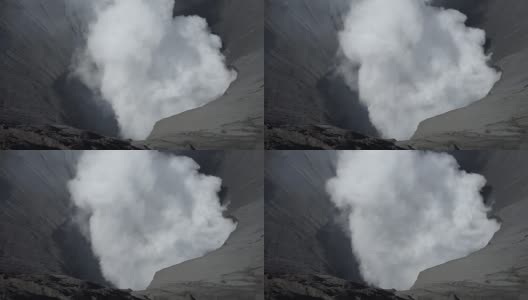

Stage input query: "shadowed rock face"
[
  {"left": 265, "top": 151, "right": 528, "bottom": 300},
  {"left": 265, "top": 274, "right": 406, "bottom": 300},
  {"left": 0, "top": 0, "right": 262, "bottom": 150},
  {"left": 0, "top": 0, "right": 119, "bottom": 137},
  {"left": 265, "top": 151, "right": 363, "bottom": 282},
  {"left": 0, "top": 124, "right": 147, "bottom": 150},
  {"left": 0, "top": 151, "right": 107, "bottom": 285},
  {"left": 265, "top": 0, "right": 379, "bottom": 136},
  {"left": 146, "top": 0, "right": 264, "bottom": 150}
]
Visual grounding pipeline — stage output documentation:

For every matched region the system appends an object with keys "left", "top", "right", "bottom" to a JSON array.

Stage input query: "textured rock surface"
[
  {"left": 0, "top": 151, "right": 108, "bottom": 286},
  {"left": 0, "top": 273, "right": 147, "bottom": 300},
  {"left": 0, "top": 124, "right": 147, "bottom": 150},
  {"left": 265, "top": 273, "right": 406, "bottom": 300},
  {"left": 410, "top": 0, "right": 528, "bottom": 149},
  {"left": 266, "top": 125, "right": 406, "bottom": 150},
  {"left": 265, "top": 0, "right": 380, "bottom": 136},
  {"left": 146, "top": 0, "right": 264, "bottom": 150},
  {"left": 143, "top": 151, "right": 264, "bottom": 300},
  {"left": 0, "top": 0, "right": 119, "bottom": 137},
  {"left": 265, "top": 151, "right": 363, "bottom": 282}
]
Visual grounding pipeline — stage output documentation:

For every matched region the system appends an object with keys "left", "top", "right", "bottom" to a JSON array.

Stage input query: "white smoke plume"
[
  {"left": 338, "top": 0, "right": 501, "bottom": 140},
  {"left": 73, "top": 0, "right": 237, "bottom": 140},
  {"left": 326, "top": 151, "right": 500, "bottom": 290},
  {"left": 68, "top": 151, "right": 236, "bottom": 289}
]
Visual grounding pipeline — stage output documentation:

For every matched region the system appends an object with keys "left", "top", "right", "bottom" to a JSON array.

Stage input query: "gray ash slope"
[
  {"left": 0, "top": 0, "right": 262, "bottom": 150},
  {"left": 409, "top": 0, "right": 528, "bottom": 149},
  {"left": 0, "top": 151, "right": 263, "bottom": 300},
  {"left": 265, "top": 0, "right": 528, "bottom": 150},
  {"left": 147, "top": 0, "right": 264, "bottom": 150},
  {"left": 141, "top": 151, "right": 264, "bottom": 300},
  {"left": 265, "top": 151, "right": 528, "bottom": 299}
]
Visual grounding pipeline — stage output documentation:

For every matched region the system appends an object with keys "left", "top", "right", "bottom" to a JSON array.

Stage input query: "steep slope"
[
  {"left": 265, "top": 0, "right": 378, "bottom": 137},
  {"left": 265, "top": 151, "right": 362, "bottom": 282},
  {"left": 0, "top": 151, "right": 106, "bottom": 284},
  {"left": 146, "top": 0, "right": 264, "bottom": 150},
  {"left": 143, "top": 151, "right": 264, "bottom": 300},
  {"left": 410, "top": 0, "right": 528, "bottom": 149},
  {"left": 0, "top": 0, "right": 119, "bottom": 137}
]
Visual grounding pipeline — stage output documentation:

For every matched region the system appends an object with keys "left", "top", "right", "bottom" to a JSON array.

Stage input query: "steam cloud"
[
  {"left": 338, "top": 0, "right": 501, "bottom": 139},
  {"left": 73, "top": 0, "right": 236, "bottom": 139},
  {"left": 326, "top": 151, "right": 500, "bottom": 290},
  {"left": 68, "top": 151, "right": 236, "bottom": 289}
]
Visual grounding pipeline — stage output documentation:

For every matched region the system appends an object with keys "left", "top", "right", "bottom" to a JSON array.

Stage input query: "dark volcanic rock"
[
  {"left": 0, "top": 0, "right": 119, "bottom": 138},
  {"left": 0, "top": 273, "right": 147, "bottom": 300},
  {"left": 0, "top": 152, "right": 106, "bottom": 285},
  {"left": 265, "top": 151, "right": 363, "bottom": 282},
  {"left": 265, "top": 0, "right": 368, "bottom": 131},
  {"left": 265, "top": 273, "right": 406, "bottom": 300},
  {"left": 0, "top": 124, "right": 147, "bottom": 150},
  {"left": 266, "top": 125, "right": 407, "bottom": 150}
]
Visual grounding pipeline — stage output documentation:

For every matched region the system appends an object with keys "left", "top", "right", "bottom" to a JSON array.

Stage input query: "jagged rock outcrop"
[
  {"left": 0, "top": 273, "right": 148, "bottom": 300},
  {"left": 266, "top": 125, "right": 406, "bottom": 150},
  {"left": 265, "top": 273, "right": 406, "bottom": 300},
  {"left": 0, "top": 124, "right": 147, "bottom": 150}
]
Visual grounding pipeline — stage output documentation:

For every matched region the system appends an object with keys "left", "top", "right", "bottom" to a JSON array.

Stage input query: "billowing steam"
[
  {"left": 68, "top": 151, "right": 236, "bottom": 289},
  {"left": 73, "top": 0, "right": 236, "bottom": 139},
  {"left": 338, "top": 0, "right": 501, "bottom": 139},
  {"left": 326, "top": 151, "right": 500, "bottom": 290}
]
